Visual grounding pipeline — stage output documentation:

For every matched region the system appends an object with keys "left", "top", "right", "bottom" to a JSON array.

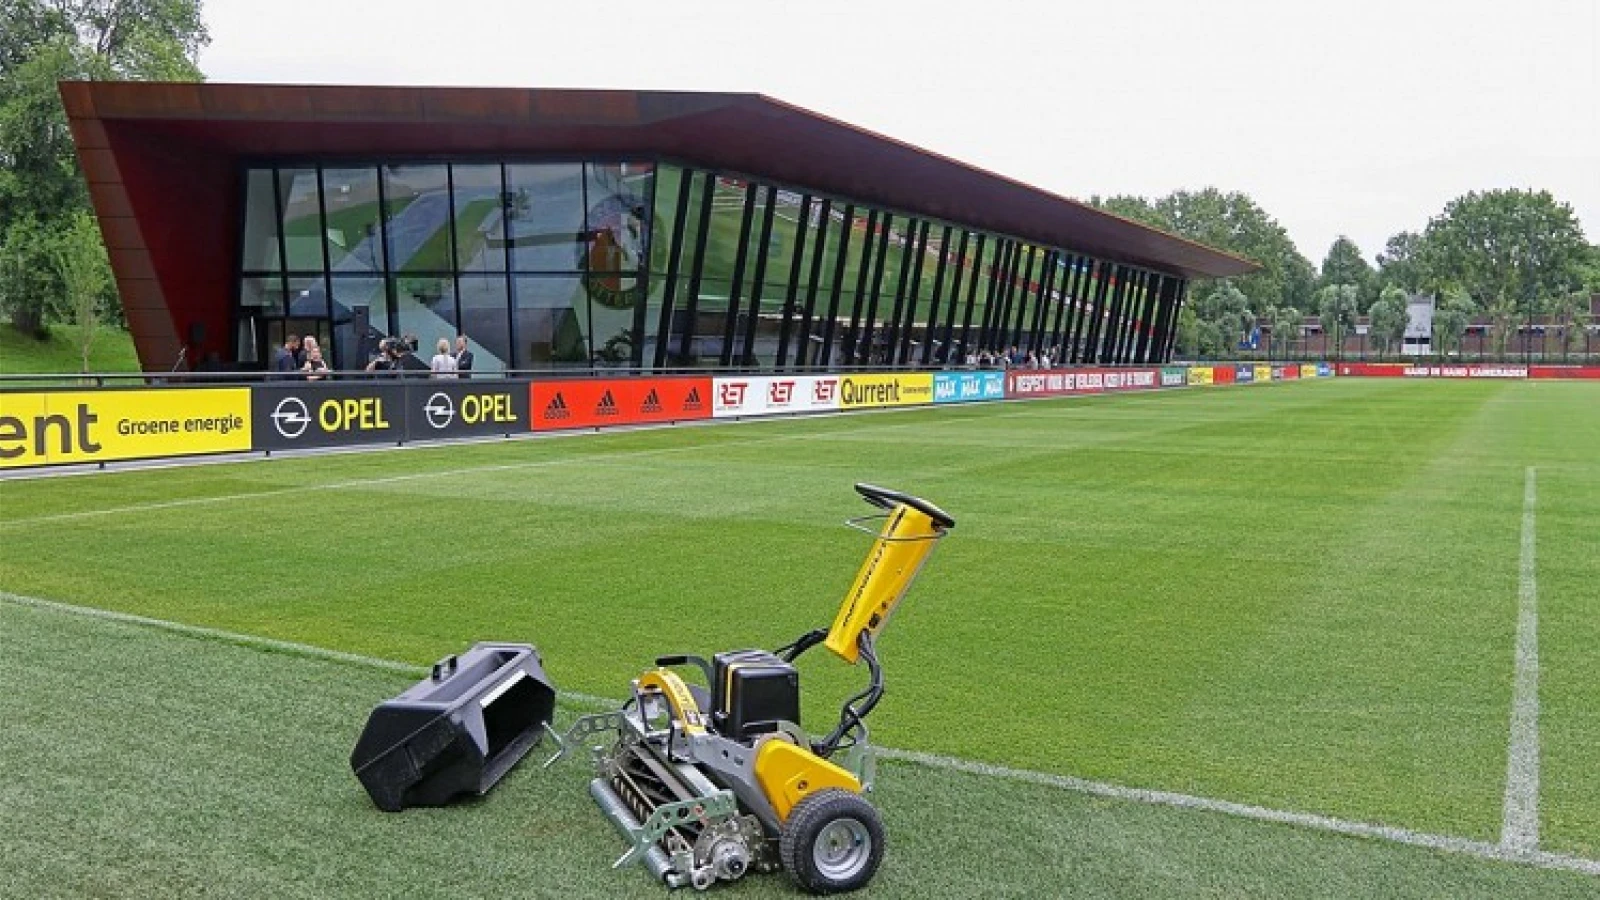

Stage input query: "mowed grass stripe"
[
  {"left": 1, "top": 380, "right": 1595, "bottom": 851},
  {"left": 4, "top": 597, "right": 1597, "bottom": 899}
]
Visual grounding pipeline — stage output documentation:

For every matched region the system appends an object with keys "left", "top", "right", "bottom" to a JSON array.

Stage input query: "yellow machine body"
[
  {"left": 752, "top": 738, "right": 862, "bottom": 821},
  {"left": 635, "top": 668, "right": 708, "bottom": 735},
  {"left": 824, "top": 504, "right": 944, "bottom": 663}
]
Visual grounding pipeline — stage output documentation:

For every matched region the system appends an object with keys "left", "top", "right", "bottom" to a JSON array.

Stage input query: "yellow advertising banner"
[
  {"left": 1300, "top": 363, "right": 1319, "bottom": 378},
  {"left": 837, "top": 373, "right": 935, "bottom": 409},
  {"left": 1187, "top": 367, "right": 1214, "bottom": 386},
  {"left": 0, "top": 388, "right": 252, "bottom": 468},
  {"left": 1254, "top": 365, "right": 1273, "bottom": 384}
]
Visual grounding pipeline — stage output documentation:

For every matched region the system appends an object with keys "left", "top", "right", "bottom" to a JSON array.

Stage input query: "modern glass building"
[{"left": 62, "top": 83, "right": 1257, "bottom": 374}]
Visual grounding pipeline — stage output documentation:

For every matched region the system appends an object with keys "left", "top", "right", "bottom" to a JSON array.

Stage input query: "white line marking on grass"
[
  {"left": 1503, "top": 466, "right": 1541, "bottom": 851},
  {"left": 1, "top": 589, "right": 1596, "bottom": 878}
]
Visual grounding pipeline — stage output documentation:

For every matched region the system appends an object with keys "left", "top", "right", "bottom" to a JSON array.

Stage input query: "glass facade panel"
[
  {"left": 233, "top": 159, "right": 1184, "bottom": 371},
  {"left": 278, "top": 168, "right": 325, "bottom": 272},
  {"left": 330, "top": 276, "right": 386, "bottom": 370},
  {"left": 458, "top": 275, "right": 511, "bottom": 374},
  {"left": 321, "top": 167, "right": 383, "bottom": 273},
  {"left": 505, "top": 164, "right": 585, "bottom": 272},
  {"left": 240, "top": 169, "right": 281, "bottom": 273},
  {"left": 393, "top": 274, "right": 458, "bottom": 359},
  {"left": 451, "top": 164, "right": 507, "bottom": 273},
  {"left": 513, "top": 275, "right": 588, "bottom": 369},
  {"left": 382, "top": 164, "right": 452, "bottom": 274}
]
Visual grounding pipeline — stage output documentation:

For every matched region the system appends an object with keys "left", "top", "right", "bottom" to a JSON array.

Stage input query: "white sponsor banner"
[{"left": 711, "top": 375, "right": 843, "bottom": 418}]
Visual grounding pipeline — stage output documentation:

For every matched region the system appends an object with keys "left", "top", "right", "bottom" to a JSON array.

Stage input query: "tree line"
[{"left": 1093, "top": 188, "right": 1600, "bottom": 360}]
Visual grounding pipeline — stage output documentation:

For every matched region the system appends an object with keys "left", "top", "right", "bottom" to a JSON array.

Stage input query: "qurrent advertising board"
[
  {"left": 837, "top": 373, "right": 934, "bottom": 409},
  {"left": 1187, "top": 367, "right": 1214, "bottom": 386},
  {"left": 933, "top": 371, "right": 1006, "bottom": 404},
  {"left": 1254, "top": 365, "right": 1273, "bottom": 384},
  {"left": 1, "top": 388, "right": 251, "bottom": 468},
  {"left": 711, "top": 375, "right": 843, "bottom": 418},
  {"left": 1300, "top": 364, "right": 1319, "bottom": 378}
]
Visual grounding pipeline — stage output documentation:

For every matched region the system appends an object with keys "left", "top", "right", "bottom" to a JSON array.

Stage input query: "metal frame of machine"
[{"left": 545, "top": 483, "right": 956, "bottom": 893}]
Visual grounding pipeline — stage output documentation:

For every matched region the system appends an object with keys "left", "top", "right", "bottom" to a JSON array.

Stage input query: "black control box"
[{"left": 711, "top": 649, "right": 800, "bottom": 742}]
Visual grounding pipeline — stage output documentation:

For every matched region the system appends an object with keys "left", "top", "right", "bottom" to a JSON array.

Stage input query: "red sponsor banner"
[
  {"left": 1276, "top": 366, "right": 1300, "bottom": 380},
  {"left": 1529, "top": 366, "right": 1600, "bottom": 380},
  {"left": 1212, "top": 365, "right": 1236, "bottom": 384},
  {"left": 529, "top": 377, "right": 712, "bottom": 431},
  {"left": 1337, "top": 363, "right": 1412, "bottom": 377},
  {"left": 1004, "top": 368, "right": 1160, "bottom": 398}
]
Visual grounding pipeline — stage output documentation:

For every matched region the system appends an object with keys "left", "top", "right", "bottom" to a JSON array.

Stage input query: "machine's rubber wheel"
[{"left": 779, "top": 789, "right": 885, "bottom": 894}]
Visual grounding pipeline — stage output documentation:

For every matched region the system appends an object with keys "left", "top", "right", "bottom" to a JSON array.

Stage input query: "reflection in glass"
[
  {"left": 382, "top": 164, "right": 451, "bottom": 274},
  {"left": 458, "top": 275, "right": 511, "bottom": 374},
  {"left": 330, "top": 276, "right": 386, "bottom": 370},
  {"left": 321, "top": 167, "right": 384, "bottom": 273},
  {"left": 505, "top": 164, "right": 584, "bottom": 272},
  {"left": 278, "top": 168, "right": 324, "bottom": 271},
  {"left": 512, "top": 275, "right": 588, "bottom": 369},
  {"left": 451, "top": 164, "right": 506, "bottom": 273},
  {"left": 585, "top": 163, "right": 652, "bottom": 369},
  {"left": 240, "top": 169, "right": 282, "bottom": 272},
  {"left": 394, "top": 275, "right": 458, "bottom": 363},
  {"left": 239, "top": 275, "right": 284, "bottom": 313}
]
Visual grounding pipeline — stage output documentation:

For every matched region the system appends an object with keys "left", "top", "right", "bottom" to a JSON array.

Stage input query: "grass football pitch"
[{"left": 1, "top": 378, "right": 1597, "bottom": 897}]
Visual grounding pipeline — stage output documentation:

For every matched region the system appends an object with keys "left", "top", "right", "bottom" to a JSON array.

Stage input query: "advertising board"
[
  {"left": 1005, "top": 368, "right": 1160, "bottom": 398},
  {"left": 1317, "top": 363, "right": 1334, "bottom": 377},
  {"left": 1213, "top": 365, "right": 1236, "bottom": 384},
  {"left": 933, "top": 371, "right": 1006, "bottom": 404},
  {"left": 711, "top": 375, "right": 843, "bottom": 418},
  {"left": 1235, "top": 365, "right": 1255, "bottom": 384},
  {"left": 1301, "top": 364, "right": 1319, "bottom": 378},
  {"left": 1161, "top": 367, "right": 1188, "bottom": 387},
  {"left": 1, "top": 388, "right": 251, "bottom": 468},
  {"left": 253, "top": 383, "right": 406, "bottom": 450},
  {"left": 408, "top": 380, "right": 528, "bottom": 439},
  {"left": 530, "top": 377, "right": 711, "bottom": 431},
  {"left": 1187, "top": 367, "right": 1214, "bottom": 386},
  {"left": 1529, "top": 366, "right": 1600, "bottom": 379},
  {"left": 1254, "top": 365, "right": 1273, "bottom": 383},
  {"left": 837, "top": 373, "right": 934, "bottom": 409}
]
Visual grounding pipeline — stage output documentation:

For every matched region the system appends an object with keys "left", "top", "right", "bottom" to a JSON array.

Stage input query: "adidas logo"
[
  {"left": 597, "top": 390, "right": 619, "bottom": 415},
  {"left": 543, "top": 393, "right": 571, "bottom": 419},
  {"left": 684, "top": 386, "right": 703, "bottom": 411},
  {"left": 641, "top": 388, "right": 662, "bottom": 413}
]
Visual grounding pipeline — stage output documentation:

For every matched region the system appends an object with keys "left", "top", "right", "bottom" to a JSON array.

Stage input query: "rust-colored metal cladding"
[{"left": 60, "top": 81, "right": 1257, "bottom": 370}]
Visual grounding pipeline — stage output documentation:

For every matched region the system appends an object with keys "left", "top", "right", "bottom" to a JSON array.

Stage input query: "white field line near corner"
[
  {"left": 1, "top": 589, "right": 1596, "bottom": 879},
  {"left": 1502, "top": 466, "right": 1541, "bottom": 850}
]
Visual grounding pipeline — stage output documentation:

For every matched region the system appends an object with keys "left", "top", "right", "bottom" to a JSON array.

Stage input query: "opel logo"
[
  {"left": 423, "top": 392, "right": 455, "bottom": 430},
  {"left": 271, "top": 396, "right": 311, "bottom": 439}
]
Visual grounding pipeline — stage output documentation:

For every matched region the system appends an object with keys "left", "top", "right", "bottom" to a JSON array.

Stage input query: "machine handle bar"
[{"left": 853, "top": 483, "right": 955, "bottom": 529}]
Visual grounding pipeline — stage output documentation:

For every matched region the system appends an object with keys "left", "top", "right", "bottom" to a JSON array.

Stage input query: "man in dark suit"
[
  {"left": 453, "top": 335, "right": 475, "bottom": 379},
  {"left": 271, "top": 334, "right": 301, "bottom": 380}
]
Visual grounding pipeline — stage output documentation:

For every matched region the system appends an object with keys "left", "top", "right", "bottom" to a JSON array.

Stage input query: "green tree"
[
  {"left": 1376, "top": 231, "right": 1426, "bottom": 293},
  {"left": 1267, "top": 305, "right": 1303, "bottom": 359},
  {"left": 1319, "top": 236, "right": 1376, "bottom": 310},
  {"left": 1315, "top": 283, "right": 1359, "bottom": 360},
  {"left": 1090, "top": 188, "right": 1316, "bottom": 320},
  {"left": 1174, "top": 303, "right": 1200, "bottom": 358},
  {"left": 1195, "top": 280, "right": 1252, "bottom": 357},
  {"left": 1367, "top": 286, "right": 1409, "bottom": 359},
  {"left": 1432, "top": 289, "right": 1476, "bottom": 357},
  {"left": 0, "top": 0, "right": 208, "bottom": 333},
  {"left": 1416, "top": 189, "right": 1590, "bottom": 352},
  {"left": 1545, "top": 289, "right": 1591, "bottom": 361},
  {"left": 52, "top": 208, "right": 113, "bottom": 372}
]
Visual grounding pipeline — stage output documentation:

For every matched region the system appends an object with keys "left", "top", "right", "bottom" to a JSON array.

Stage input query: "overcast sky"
[{"left": 199, "top": 0, "right": 1598, "bottom": 268}]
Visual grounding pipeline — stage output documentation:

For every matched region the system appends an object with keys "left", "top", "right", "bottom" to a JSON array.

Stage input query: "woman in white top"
[{"left": 429, "top": 339, "right": 458, "bottom": 378}]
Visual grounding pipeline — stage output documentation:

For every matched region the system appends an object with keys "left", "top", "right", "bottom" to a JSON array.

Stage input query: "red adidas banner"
[{"left": 528, "top": 377, "right": 713, "bottom": 431}]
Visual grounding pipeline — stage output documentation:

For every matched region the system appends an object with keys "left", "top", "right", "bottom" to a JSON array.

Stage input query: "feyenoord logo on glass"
[{"left": 583, "top": 190, "right": 649, "bottom": 310}]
